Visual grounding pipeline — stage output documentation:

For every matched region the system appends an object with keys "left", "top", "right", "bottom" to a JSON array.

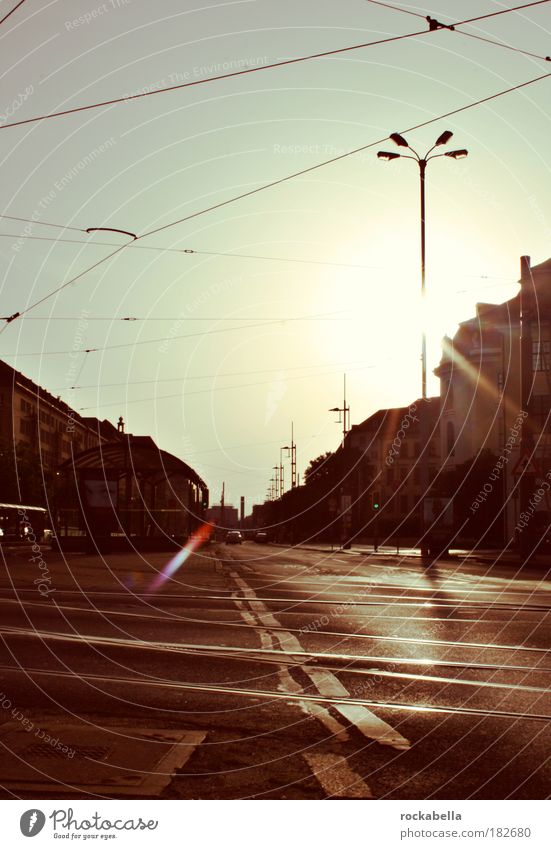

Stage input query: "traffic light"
[{"left": 371, "top": 491, "right": 380, "bottom": 510}]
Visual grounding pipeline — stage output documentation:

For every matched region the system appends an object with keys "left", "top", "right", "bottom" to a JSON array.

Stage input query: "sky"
[{"left": 1, "top": 0, "right": 551, "bottom": 509}]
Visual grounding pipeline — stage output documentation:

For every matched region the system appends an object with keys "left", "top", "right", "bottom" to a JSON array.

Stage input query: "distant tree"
[{"left": 303, "top": 451, "right": 334, "bottom": 487}]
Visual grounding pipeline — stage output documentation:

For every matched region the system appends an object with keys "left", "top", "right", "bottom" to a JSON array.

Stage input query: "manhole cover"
[{"left": 0, "top": 722, "right": 205, "bottom": 796}]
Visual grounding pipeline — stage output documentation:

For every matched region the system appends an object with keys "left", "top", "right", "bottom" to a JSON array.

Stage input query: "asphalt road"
[{"left": 0, "top": 541, "right": 549, "bottom": 799}]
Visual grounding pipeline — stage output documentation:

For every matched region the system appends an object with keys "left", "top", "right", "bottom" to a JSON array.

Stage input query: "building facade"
[
  {"left": 435, "top": 255, "right": 551, "bottom": 542},
  {"left": 345, "top": 399, "right": 441, "bottom": 538},
  {"left": 0, "top": 358, "right": 116, "bottom": 474}
]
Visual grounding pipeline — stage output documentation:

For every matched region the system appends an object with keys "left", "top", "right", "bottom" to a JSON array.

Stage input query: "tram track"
[
  {"left": 0, "top": 662, "right": 548, "bottom": 724},
  {"left": 1, "top": 626, "right": 550, "bottom": 695}
]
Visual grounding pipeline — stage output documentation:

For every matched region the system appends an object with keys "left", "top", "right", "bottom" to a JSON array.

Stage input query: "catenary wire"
[
  {"left": 0, "top": 214, "right": 86, "bottom": 233},
  {"left": 0, "top": 27, "right": 443, "bottom": 131},
  {"left": 0, "top": 0, "right": 28, "bottom": 27},
  {"left": 365, "top": 0, "right": 551, "bottom": 62},
  {"left": 0, "top": 232, "right": 384, "bottom": 270},
  {"left": 139, "top": 70, "right": 551, "bottom": 239},
  {"left": 2, "top": 70, "right": 548, "bottom": 326},
  {"left": 460, "top": 0, "right": 551, "bottom": 25},
  {"left": 50, "top": 357, "right": 384, "bottom": 390},
  {"left": 1, "top": 1, "right": 549, "bottom": 131},
  {"left": 0, "top": 233, "right": 521, "bottom": 283},
  {"left": 0, "top": 309, "right": 355, "bottom": 356},
  {"left": 74, "top": 363, "right": 382, "bottom": 410}
]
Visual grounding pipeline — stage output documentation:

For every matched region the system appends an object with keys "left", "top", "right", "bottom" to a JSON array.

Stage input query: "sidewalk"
[{"left": 270, "top": 542, "right": 551, "bottom": 582}]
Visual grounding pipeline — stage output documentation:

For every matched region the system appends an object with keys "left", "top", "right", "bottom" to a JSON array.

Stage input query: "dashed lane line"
[
  {"left": 230, "top": 571, "right": 410, "bottom": 751},
  {"left": 303, "top": 752, "right": 373, "bottom": 799},
  {"left": 232, "top": 594, "right": 350, "bottom": 742}
]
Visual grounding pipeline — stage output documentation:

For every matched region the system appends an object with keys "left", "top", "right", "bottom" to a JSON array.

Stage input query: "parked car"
[
  {"left": 254, "top": 532, "right": 269, "bottom": 543},
  {"left": 225, "top": 530, "right": 243, "bottom": 545}
]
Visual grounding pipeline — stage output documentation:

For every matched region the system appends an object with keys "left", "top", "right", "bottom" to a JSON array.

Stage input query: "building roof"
[
  {"left": 0, "top": 358, "right": 105, "bottom": 434},
  {"left": 349, "top": 397, "right": 440, "bottom": 435},
  {"left": 59, "top": 434, "right": 208, "bottom": 489}
]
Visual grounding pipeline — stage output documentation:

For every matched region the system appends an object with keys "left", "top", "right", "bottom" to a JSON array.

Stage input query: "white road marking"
[
  {"left": 230, "top": 572, "right": 410, "bottom": 751},
  {"left": 303, "top": 752, "right": 373, "bottom": 798},
  {"left": 232, "top": 592, "right": 350, "bottom": 741}
]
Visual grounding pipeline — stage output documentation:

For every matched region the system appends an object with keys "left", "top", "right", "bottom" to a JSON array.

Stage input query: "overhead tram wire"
[
  {"left": 140, "top": 69, "right": 551, "bottom": 239},
  {"left": 365, "top": 0, "right": 551, "bottom": 62},
  {"left": 366, "top": 0, "right": 551, "bottom": 21},
  {"left": 2, "top": 70, "right": 549, "bottom": 328},
  {"left": 0, "top": 232, "right": 522, "bottom": 283},
  {"left": 0, "top": 308, "right": 357, "bottom": 356},
  {"left": 0, "top": 215, "right": 86, "bottom": 233},
  {"left": 0, "top": 230, "right": 519, "bottom": 291},
  {"left": 75, "top": 363, "right": 383, "bottom": 411},
  {"left": 459, "top": 0, "right": 551, "bottom": 25},
  {"left": 0, "top": 0, "right": 28, "bottom": 27},
  {"left": 0, "top": 231, "right": 383, "bottom": 270},
  {"left": 0, "top": 26, "right": 455, "bottom": 132},
  {"left": 1, "top": 2, "right": 549, "bottom": 132},
  {"left": 52, "top": 357, "right": 381, "bottom": 390}
]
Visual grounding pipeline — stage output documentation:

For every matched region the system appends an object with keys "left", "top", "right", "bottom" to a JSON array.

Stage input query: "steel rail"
[
  {"left": 0, "top": 662, "right": 548, "bottom": 723},
  {"left": 1, "top": 626, "right": 550, "bottom": 693}
]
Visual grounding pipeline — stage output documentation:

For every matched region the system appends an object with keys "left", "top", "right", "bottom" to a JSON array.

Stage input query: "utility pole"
[
  {"left": 291, "top": 421, "right": 297, "bottom": 488},
  {"left": 220, "top": 481, "right": 225, "bottom": 535}
]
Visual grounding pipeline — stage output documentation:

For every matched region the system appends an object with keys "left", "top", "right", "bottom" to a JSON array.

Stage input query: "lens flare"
[{"left": 145, "top": 522, "right": 212, "bottom": 595}]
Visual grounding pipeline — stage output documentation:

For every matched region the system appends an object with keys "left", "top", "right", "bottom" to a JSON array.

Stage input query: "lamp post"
[
  {"left": 280, "top": 445, "right": 291, "bottom": 496},
  {"left": 290, "top": 422, "right": 297, "bottom": 488},
  {"left": 377, "top": 130, "right": 468, "bottom": 554},
  {"left": 377, "top": 131, "right": 467, "bottom": 400},
  {"left": 329, "top": 375, "right": 350, "bottom": 446},
  {"left": 273, "top": 466, "right": 280, "bottom": 499}
]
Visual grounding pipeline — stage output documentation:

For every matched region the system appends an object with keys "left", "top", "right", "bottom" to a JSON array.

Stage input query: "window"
[
  {"left": 446, "top": 421, "right": 456, "bottom": 456},
  {"left": 532, "top": 395, "right": 551, "bottom": 431},
  {"left": 20, "top": 419, "right": 34, "bottom": 437},
  {"left": 533, "top": 341, "right": 550, "bottom": 372}
]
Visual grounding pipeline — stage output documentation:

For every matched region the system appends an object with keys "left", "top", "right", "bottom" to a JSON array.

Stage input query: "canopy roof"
[{"left": 59, "top": 435, "right": 207, "bottom": 490}]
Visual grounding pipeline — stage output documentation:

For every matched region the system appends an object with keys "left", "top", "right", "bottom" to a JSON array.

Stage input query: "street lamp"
[
  {"left": 280, "top": 446, "right": 291, "bottom": 496},
  {"left": 329, "top": 375, "right": 350, "bottom": 446},
  {"left": 377, "top": 130, "right": 468, "bottom": 555},
  {"left": 377, "top": 129, "right": 468, "bottom": 399},
  {"left": 273, "top": 466, "right": 280, "bottom": 499}
]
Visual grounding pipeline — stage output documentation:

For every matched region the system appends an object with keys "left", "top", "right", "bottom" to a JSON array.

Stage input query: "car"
[
  {"left": 254, "top": 532, "right": 269, "bottom": 543},
  {"left": 225, "top": 530, "right": 243, "bottom": 545}
]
